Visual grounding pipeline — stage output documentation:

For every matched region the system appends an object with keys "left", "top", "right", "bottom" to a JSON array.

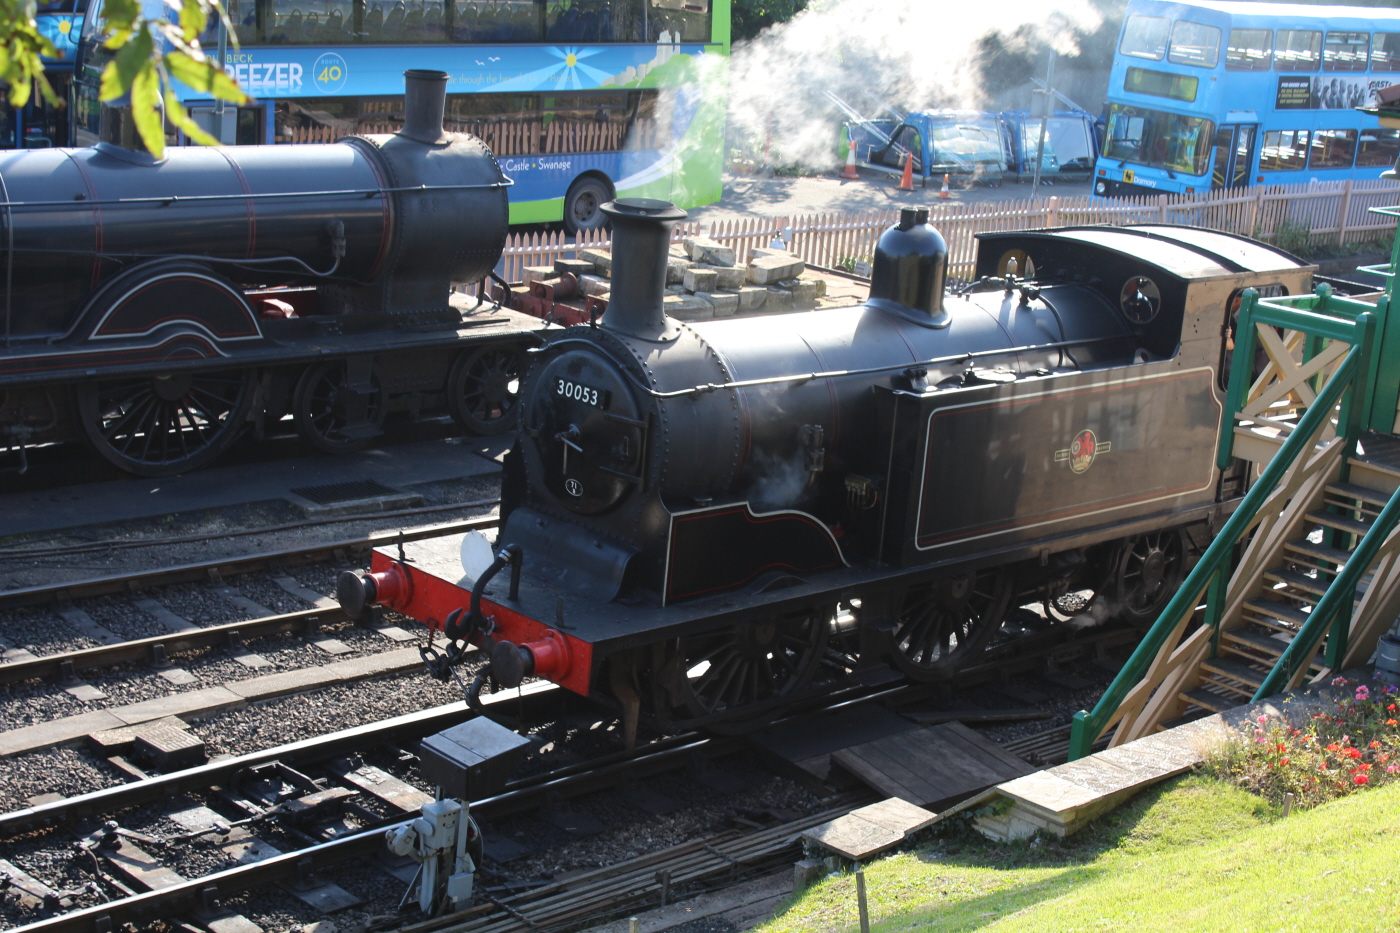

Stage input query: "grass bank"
[{"left": 757, "top": 774, "right": 1400, "bottom": 932}]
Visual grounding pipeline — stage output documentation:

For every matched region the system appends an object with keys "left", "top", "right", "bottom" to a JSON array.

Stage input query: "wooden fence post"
[
  {"left": 1337, "top": 179, "right": 1354, "bottom": 247},
  {"left": 1045, "top": 196, "right": 1059, "bottom": 228}
]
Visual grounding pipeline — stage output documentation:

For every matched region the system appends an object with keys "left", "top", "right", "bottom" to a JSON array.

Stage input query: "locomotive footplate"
[{"left": 364, "top": 503, "right": 1235, "bottom": 699}]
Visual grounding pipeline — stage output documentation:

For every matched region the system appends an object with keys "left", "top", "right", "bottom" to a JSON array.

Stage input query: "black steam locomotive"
[
  {"left": 0, "top": 70, "right": 543, "bottom": 477},
  {"left": 345, "top": 196, "right": 1313, "bottom": 734}
]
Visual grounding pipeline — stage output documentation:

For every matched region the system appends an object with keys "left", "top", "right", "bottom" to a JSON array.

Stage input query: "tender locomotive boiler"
[
  {"left": 345, "top": 198, "right": 1314, "bottom": 734},
  {"left": 0, "top": 70, "right": 543, "bottom": 476}
]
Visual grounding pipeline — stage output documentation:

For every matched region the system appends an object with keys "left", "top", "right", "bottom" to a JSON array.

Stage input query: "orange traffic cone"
[
  {"left": 841, "top": 138, "right": 860, "bottom": 180},
  {"left": 898, "top": 151, "right": 914, "bottom": 191},
  {"left": 939, "top": 173, "right": 950, "bottom": 199}
]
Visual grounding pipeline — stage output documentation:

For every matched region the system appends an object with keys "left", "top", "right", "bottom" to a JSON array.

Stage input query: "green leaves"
[
  {"left": 86, "top": 0, "right": 247, "bottom": 157},
  {"left": 0, "top": 0, "right": 62, "bottom": 108}
]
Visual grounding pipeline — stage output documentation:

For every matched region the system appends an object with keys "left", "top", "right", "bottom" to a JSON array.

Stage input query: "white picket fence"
[{"left": 467, "top": 177, "right": 1400, "bottom": 290}]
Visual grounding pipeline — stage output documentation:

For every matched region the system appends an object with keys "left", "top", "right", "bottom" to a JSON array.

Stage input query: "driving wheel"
[
  {"left": 77, "top": 369, "right": 256, "bottom": 476},
  {"left": 889, "top": 568, "right": 1013, "bottom": 681}
]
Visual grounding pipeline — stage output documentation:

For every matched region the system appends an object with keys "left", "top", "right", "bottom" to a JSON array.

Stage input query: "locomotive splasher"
[{"left": 346, "top": 198, "right": 1313, "bottom": 734}]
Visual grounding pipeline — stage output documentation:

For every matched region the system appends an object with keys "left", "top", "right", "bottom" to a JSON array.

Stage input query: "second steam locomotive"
[
  {"left": 0, "top": 70, "right": 543, "bottom": 477},
  {"left": 344, "top": 193, "right": 1312, "bottom": 733}
]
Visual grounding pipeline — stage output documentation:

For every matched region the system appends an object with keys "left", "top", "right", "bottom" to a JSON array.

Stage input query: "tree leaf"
[
  {"left": 100, "top": 26, "right": 154, "bottom": 101},
  {"left": 129, "top": 63, "right": 167, "bottom": 158},
  {"left": 178, "top": 0, "right": 208, "bottom": 42},
  {"left": 165, "top": 49, "right": 247, "bottom": 103}
]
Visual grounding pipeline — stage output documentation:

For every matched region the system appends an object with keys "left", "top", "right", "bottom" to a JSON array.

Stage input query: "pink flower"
[
  {"left": 1332, "top": 676, "right": 1350, "bottom": 686},
  {"left": 1356, "top": 686, "right": 1370, "bottom": 699},
  {"left": 1387, "top": 765, "right": 1400, "bottom": 774},
  {"left": 1257, "top": 714, "right": 1269, "bottom": 724}
]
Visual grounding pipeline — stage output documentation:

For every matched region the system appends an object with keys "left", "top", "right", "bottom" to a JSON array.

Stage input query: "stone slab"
[
  {"left": 63, "top": 683, "right": 108, "bottom": 701},
  {"left": 87, "top": 716, "right": 191, "bottom": 756},
  {"left": 374, "top": 625, "right": 416, "bottom": 643},
  {"left": 802, "top": 814, "right": 903, "bottom": 861},
  {"left": 158, "top": 668, "right": 199, "bottom": 685},
  {"left": 309, "top": 638, "right": 353, "bottom": 656},
  {"left": 747, "top": 254, "right": 805, "bottom": 285},
  {"left": 226, "top": 667, "right": 341, "bottom": 702},
  {"left": 111, "top": 687, "right": 246, "bottom": 725},
  {"left": 231, "top": 648, "right": 273, "bottom": 669},
  {"left": 0, "top": 709, "right": 128, "bottom": 757}
]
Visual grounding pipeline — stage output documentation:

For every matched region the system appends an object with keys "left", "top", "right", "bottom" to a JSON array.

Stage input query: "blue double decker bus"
[
  {"left": 74, "top": 0, "right": 729, "bottom": 231},
  {"left": 1095, "top": 0, "right": 1400, "bottom": 198}
]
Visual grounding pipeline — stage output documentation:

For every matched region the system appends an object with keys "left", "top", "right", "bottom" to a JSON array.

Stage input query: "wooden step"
[
  {"left": 1264, "top": 567, "right": 1330, "bottom": 598},
  {"left": 1220, "top": 630, "right": 1328, "bottom": 670},
  {"left": 1179, "top": 687, "right": 1243, "bottom": 714},
  {"left": 1201, "top": 657, "right": 1267, "bottom": 689},
  {"left": 1306, "top": 510, "right": 1373, "bottom": 537},
  {"left": 1325, "top": 482, "right": 1392, "bottom": 509},
  {"left": 1284, "top": 539, "right": 1354, "bottom": 568},
  {"left": 1221, "top": 628, "right": 1290, "bottom": 658},
  {"left": 1243, "top": 598, "right": 1310, "bottom": 630}
]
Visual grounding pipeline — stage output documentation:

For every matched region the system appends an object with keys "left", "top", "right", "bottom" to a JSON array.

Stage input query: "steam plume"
[{"left": 716, "top": 0, "right": 1105, "bottom": 169}]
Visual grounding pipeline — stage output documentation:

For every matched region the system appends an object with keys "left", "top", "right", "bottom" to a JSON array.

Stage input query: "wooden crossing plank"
[{"left": 831, "top": 723, "right": 1034, "bottom": 810}]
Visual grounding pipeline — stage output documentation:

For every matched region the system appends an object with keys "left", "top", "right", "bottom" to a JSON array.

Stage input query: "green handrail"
[
  {"left": 1068, "top": 341, "right": 1364, "bottom": 761},
  {"left": 1253, "top": 478, "right": 1400, "bottom": 699}
]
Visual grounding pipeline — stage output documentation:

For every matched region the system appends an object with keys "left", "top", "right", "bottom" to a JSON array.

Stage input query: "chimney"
[
  {"left": 399, "top": 70, "right": 449, "bottom": 144},
  {"left": 599, "top": 198, "right": 688, "bottom": 340}
]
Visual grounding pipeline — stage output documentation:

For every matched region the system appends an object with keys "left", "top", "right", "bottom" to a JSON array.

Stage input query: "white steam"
[{"left": 716, "top": 0, "right": 1105, "bottom": 169}]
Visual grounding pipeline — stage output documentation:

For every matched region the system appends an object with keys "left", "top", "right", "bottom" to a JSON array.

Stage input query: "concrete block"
[
  {"left": 666, "top": 259, "right": 693, "bottom": 285},
  {"left": 135, "top": 721, "right": 207, "bottom": 772},
  {"left": 737, "top": 286, "right": 767, "bottom": 311},
  {"left": 663, "top": 294, "right": 714, "bottom": 321},
  {"left": 578, "top": 274, "right": 611, "bottom": 297},
  {"left": 701, "top": 291, "right": 740, "bottom": 317},
  {"left": 579, "top": 248, "right": 611, "bottom": 275},
  {"left": 764, "top": 287, "right": 795, "bottom": 312},
  {"left": 696, "top": 264, "right": 746, "bottom": 289},
  {"left": 788, "top": 280, "right": 821, "bottom": 307},
  {"left": 805, "top": 275, "right": 828, "bottom": 298},
  {"left": 683, "top": 267, "right": 719, "bottom": 293},
  {"left": 748, "top": 253, "right": 806, "bottom": 285},
  {"left": 522, "top": 265, "right": 558, "bottom": 287},
  {"left": 554, "top": 258, "right": 594, "bottom": 277},
  {"left": 687, "top": 236, "right": 737, "bottom": 267},
  {"left": 665, "top": 284, "right": 687, "bottom": 294},
  {"left": 749, "top": 246, "right": 792, "bottom": 262}
]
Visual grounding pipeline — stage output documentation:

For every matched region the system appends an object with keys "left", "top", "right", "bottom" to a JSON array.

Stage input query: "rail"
[{"left": 1068, "top": 286, "right": 1377, "bottom": 760}]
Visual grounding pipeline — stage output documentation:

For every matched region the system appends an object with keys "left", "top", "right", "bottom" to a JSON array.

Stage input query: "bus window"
[
  {"left": 1260, "top": 130, "right": 1309, "bottom": 171},
  {"left": 545, "top": 0, "right": 644, "bottom": 42},
  {"left": 1357, "top": 129, "right": 1400, "bottom": 168},
  {"left": 266, "top": 0, "right": 354, "bottom": 43},
  {"left": 1309, "top": 129, "right": 1356, "bottom": 169},
  {"left": 1226, "top": 28, "right": 1271, "bottom": 71},
  {"left": 1323, "top": 32, "right": 1369, "bottom": 72},
  {"left": 1120, "top": 15, "right": 1169, "bottom": 61},
  {"left": 650, "top": 0, "right": 709, "bottom": 42},
  {"left": 1104, "top": 105, "right": 1213, "bottom": 175},
  {"left": 1168, "top": 20, "right": 1220, "bottom": 68},
  {"left": 1232, "top": 126, "right": 1256, "bottom": 187},
  {"left": 1373, "top": 34, "right": 1400, "bottom": 72},
  {"left": 452, "top": 1, "right": 544, "bottom": 43},
  {"left": 1274, "top": 30, "right": 1320, "bottom": 71}
]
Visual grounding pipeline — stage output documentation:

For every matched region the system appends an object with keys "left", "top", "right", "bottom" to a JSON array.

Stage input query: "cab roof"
[{"left": 981, "top": 225, "right": 1312, "bottom": 280}]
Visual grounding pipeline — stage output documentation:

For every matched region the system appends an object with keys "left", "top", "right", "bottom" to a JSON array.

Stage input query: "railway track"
[{"left": 0, "top": 617, "right": 1132, "bottom": 933}]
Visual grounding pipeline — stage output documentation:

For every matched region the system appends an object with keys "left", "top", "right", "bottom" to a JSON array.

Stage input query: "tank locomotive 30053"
[
  {"left": 0, "top": 70, "right": 543, "bottom": 477},
  {"left": 343, "top": 197, "right": 1313, "bottom": 734}
]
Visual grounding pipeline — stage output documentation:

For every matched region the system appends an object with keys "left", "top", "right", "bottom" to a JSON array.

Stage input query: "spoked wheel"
[
  {"left": 447, "top": 344, "right": 522, "bottom": 435},
  {"left": 76, "top": 369, "right": 256, "bottom": 476},
  {"left": 1113, "top": 528, "right": 1187, "bottom": 625},
  {"left": 663, "top": 605, "right": 832, "bottom": 735},
  {"left": 293, "top": 361, "right": 385, "bottom": 454},
  {"left": 890, "top": 568, "right": 1014, "bottom": 681}
]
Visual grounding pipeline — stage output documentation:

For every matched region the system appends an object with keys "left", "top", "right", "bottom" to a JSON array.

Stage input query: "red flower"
[
  {"left": 1382, "top": 754, "right": 1391, "bottom": 763},
  {"left": 1354, "top": 774, "right": 1370, "bottom": 785},
  {"left": 1370, "top": 740, "right": 1382, "bottom": 749},
  {"left": 1291, "top": 729, "right": 1302, "bottom": 736},
  {"left": 1388, "top": 719, "right": 1398, "bottom": 727},
  {"left": 1280, "top": 757, "right": 1290, "bottom": 766},
  {"left": 1355, "top": 763, "right": 1372, "bottom": 771},
  {"left": 1276, "top": 744, "right": 1288, "bottom": 753},
  {"left": 1326, "top": 743, "right": 1341, "bottom": 753},
  {"left": 1348, "top": 748, "right": 1363, "bottom": 759},
  {"left": 1390, "top": 703, "right": 1397, "bottom": 712}
]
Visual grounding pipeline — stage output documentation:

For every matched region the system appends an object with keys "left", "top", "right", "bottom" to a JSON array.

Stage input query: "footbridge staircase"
[{"left": 1070, "top": 209, "right": 1400, "bottom": 759}]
